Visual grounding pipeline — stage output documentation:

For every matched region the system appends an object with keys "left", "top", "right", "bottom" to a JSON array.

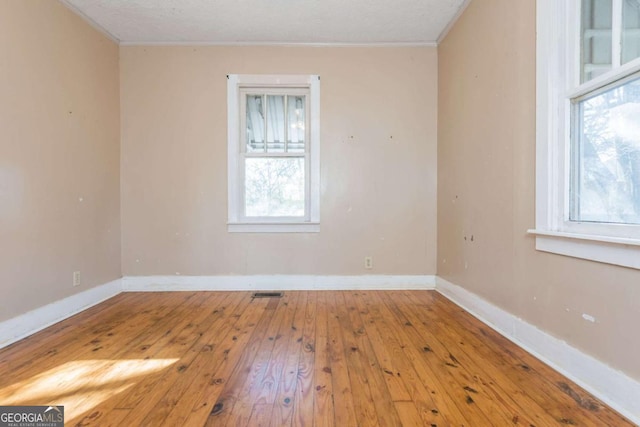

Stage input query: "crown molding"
[
  {"left": 119, "top": 41, "right": 438, "bottom": 48},
  {"left": 58, "top": 0, "right": 120, "bottom": 44},
  {"left": 436, "top": 0, "right": 472, "bottom": 45}
]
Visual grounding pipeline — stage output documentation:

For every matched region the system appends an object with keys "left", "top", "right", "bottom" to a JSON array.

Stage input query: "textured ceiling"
[{"left": 61, "top": 0, "right": 467, "bottom": 44}]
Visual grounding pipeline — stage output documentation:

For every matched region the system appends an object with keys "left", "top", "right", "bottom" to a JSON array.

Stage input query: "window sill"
[
  {"left": 228, "top": 222, "right": 320, "bottom": 233},
  {"left": 527, "top": 229, "right": 640, "bottom": 270}
]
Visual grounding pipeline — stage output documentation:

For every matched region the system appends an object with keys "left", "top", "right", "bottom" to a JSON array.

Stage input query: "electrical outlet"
[
  {"left": 73, "top": 271, "right": 81, "bottom": 287},
  {"left": 364, "top": 256, "right": 373, "bottom": 269}
]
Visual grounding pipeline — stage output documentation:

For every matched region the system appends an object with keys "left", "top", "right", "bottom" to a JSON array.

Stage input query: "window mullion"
[
  {"left": 613, "top": 0, "right": 623, "bottom": 68},
  {"left": 239, "top": 93, "right": 247, "bottom": 220},
  {"left": 263, "top": 94, "right": 268, "bottom": 153},
  {"left": 245, "top": 152, "right": 302, "bottom": 158},
  {"left": 284, "top": 95, "right": 289, "bottom": 153},
  {"left": 305, "top": 152, "right": 310, "bottom": 220},
  {"left": 240, "top": 152, "right": 247, "bottom": 220}
]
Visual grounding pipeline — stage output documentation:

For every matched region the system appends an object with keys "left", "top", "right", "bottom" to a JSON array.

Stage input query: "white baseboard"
[
  {"left": 0, "top": 275, "right": 432, "bottom": 349},
  {"left": 0, "top": 279, "right": 122, "bottom": 349},
  {"left": 122, "top": 275, "right": 436, "bottom": 292},
  {"left": 435, "top": 276, "right": 640, "bottom": 425}
]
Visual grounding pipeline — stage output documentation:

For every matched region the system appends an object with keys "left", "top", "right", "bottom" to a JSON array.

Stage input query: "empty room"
[{"left": 1, "top": 0, "right": 639, "bottom": 425}]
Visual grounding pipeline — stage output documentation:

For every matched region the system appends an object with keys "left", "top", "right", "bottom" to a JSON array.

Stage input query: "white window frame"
[
  {"left": 531, "top": 0, "right": 640, "bottom": 269},
  {"left": 227, "top": 74, "right": 320, "bottom": 233}
]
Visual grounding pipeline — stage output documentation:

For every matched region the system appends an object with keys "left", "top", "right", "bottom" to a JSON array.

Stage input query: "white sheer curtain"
[
  {"left": 246, "top": 94, "right": 305, "bottom": 152},
  {"left": 246, "top": 95, "right": 264, "bottom": 150}
]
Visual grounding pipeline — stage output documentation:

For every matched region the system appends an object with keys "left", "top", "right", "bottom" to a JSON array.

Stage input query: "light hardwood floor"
[{"left": 0, "top": 291, "right": 633, "bottom": 426}]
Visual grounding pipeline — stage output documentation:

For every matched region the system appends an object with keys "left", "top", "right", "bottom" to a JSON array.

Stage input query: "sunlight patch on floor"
[{"left": 0, "top": 358, "right": 178, "bottom": 419}]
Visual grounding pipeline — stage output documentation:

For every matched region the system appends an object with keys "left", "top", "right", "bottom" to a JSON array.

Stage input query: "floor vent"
[{"left": 252, "top": 292, "right": 284, "bottom": 298}]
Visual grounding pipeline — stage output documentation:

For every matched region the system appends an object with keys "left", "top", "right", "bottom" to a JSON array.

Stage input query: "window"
[
  {"left": 227, "top": 75, "right": 320, "bottom": 232},
  {"left": 572, "top": 74, "right": 640, "bottom": 225},
  {"left": 533, "top": 0, "right": 640, "bottom": 269}
]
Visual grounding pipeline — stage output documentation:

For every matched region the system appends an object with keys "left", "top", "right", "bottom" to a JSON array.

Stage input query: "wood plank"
[
  {"left": 248, "top": 403, "right": 274, "bottom": 427},
  {"left": 311, "top": 291, "right": 334, "bottom": 427},
  {"left": 401, "top": 291, "right": 568, "bottom": 426},
  {"left": 206, "top": 294, "right": 288, "bottom": 426},
  {"left": 184, "top": 296, "right": 279, "bottom": 426},
  {"left": 256, "top": 292, "right": 301, "bottom": 406},
  {"left": 220, "top": 292, "right": 300, "bottom": 427},
  {"left": 353, "top": 291, "right": 444, "bottom": 426},
  {"left": 423, "top": 291, "right": 633, "bottom": 427},
  {"left": 394, "top": 290, "right": 551, "bottom": 427},
  {"left": 151, "top": 295, "right": 272, "bottom": 426},
  {"left": 219, "top": 292, "right": 304, "bottom": 427},
  {"left": 333, "top": 292, "right": 379, "bottom": 427},
  {"left": 394, "top": 401, "right": 425, "bottom": 426},
  {"left": 0, "top": 292, "right": 134, "bottom": 364},
  {"left": 382, "top": 290, "right": 535, "bottom": 424},
  {"left": 270, "top": 291, "right": 308, "bottom": 427},
  {"left": 342, "top": 291, "right": 403, "bottom": 426},
  {"left": 133, "top": 292, "right": 250, "bottom": 424},
  {"left": 292, "top": 291, "right": 317, "bottom": 427},
  {"left": 0, "top": 293, "right": 199, "bottom": 422},
  {"left": 365, "top": 290, "right": 473, "bottom": 426},
  {"left": 66, "top": 292, "right": 216, "bottom": 425},
  {"left": 325, "top": 292, "right": 358, "bottom": 427},
  {"left": 371, "top": 290, "right": 492, "bottom": 425},
  {"left": 76, "top": 292, "right": 244, "bottom": 427},
  {"left": 348, "top": 291, "right": 411, "bottom": 402},
  {"left": 0, "top": 292, "right": 147, "bottom": 373}
]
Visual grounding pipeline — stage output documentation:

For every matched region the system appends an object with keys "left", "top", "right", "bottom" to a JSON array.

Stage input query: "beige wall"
[
  {"left": 438, "top": 0, "right": 640, "bottom": 381},
  {"left": 0, "top": 1, "right": 121, "bottom": 321},
  {"left": 120, "top": 46, "right": 437, "bottom": 276}
]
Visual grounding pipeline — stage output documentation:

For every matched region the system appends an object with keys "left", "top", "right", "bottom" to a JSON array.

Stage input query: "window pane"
[
  {"left": 572, "top": 75, "right": 640, "bottom": 224},
  {"left": 287, "top": 96, "right": 306, "bottom": 153},
  {"left": 266, "top": 95, "right": 285, "bottom": 153},
  {"left": 623, "top": 0, "right": 640, "bottom": 64},
  {"left": 246, "top": 95, "right": 265, "bottom": 152},
  {"left": 245, "top": 157, "right": 305, "bottom": 217},
  {"left": 582, "top": 0, "right": 613, "bottom": 82}
]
